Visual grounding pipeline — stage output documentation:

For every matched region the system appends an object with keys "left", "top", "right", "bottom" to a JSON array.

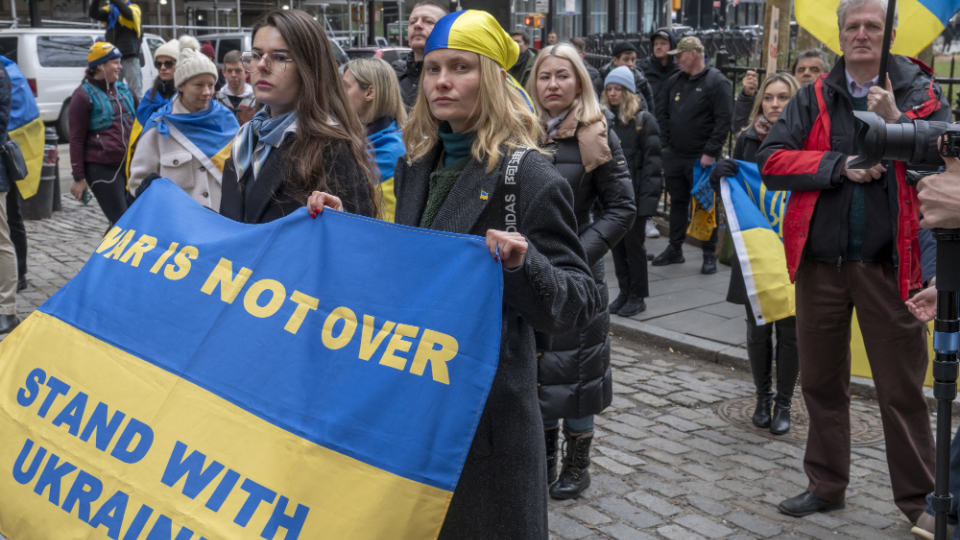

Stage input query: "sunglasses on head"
[{"left": 155, "top": 60, "right": 176, "bottom": 69}]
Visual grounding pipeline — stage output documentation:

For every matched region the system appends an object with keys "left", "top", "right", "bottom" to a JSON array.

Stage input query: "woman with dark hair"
[
  {"left": 68, "top": 41, "right": 138, "bottom": 226},
  {"left": 308, "top": 10, "right": 600, "bottom": 538},
  {"left": 219, "top": 9, "right": 378, "bottom": 223},
  {"left": 711, "top": 72, "right": 801, "bottom": 435}
]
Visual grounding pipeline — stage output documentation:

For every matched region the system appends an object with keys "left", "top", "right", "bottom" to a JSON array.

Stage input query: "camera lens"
[{"left": 849, "top": 111, "right": 951, "bottom": 170}]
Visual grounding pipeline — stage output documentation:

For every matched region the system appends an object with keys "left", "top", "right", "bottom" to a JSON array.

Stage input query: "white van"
[
  {"left": 195, "top": 31, "right": 349, "bottom": 67},
  {"left": 0, "top": 28, "right": 166, "bottom": 139}
]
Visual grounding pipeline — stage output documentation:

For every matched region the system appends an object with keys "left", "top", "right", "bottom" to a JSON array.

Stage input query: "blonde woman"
[
  {"left": 309, "top": 10, "right": 600, "bottom": 539},
  {"left": 342, "top": 57, "right": 407, "bottom": 221},
  {"left": 528, "top": 43, "right": 636, "bottom": 500},
  {"left": 710, "top": 73, "right": 800, "bottom": 435},
  {"left": 601, "top": 66, "right": 662, "bottom": 318}
]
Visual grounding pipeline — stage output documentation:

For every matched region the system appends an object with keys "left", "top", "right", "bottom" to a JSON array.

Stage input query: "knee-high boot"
[
  {"left": 746, "top": 312, "right": 775, "bottom": 428},
  {"left": 771, "top": 316, "right": 799, "bottom": 435}
]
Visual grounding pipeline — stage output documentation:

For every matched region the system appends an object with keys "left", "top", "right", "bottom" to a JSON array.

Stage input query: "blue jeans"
[
  {"left": 543, "top": 415, "right": 594, "bottom": 434},
  {"left": 924, "top": 423, "right": 960, "bottom": 537}
]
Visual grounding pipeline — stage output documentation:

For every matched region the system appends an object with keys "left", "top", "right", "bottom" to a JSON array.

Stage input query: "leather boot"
[
  {"left": 0, "top": 314, "right": 19, "bottom": 334},
  {"left": 746, "top": 313, "right": 774, "bottom": 428},
  {"left": 549, "top": 429, "right": 593, "bottom": 500},
  {"left": 752, "top": 395, "right": 773, "bottom": 428},
  {"left": 770, "top": 401, "right": 791, "bottom": 434},
  {"left": 545, "top": 425, "right": 560, "bottom": 485}
]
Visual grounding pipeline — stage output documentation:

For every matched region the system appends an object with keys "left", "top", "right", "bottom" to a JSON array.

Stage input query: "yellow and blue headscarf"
[
  {"left": 88, "top": 41, "right": 122, "bottom": 68},
  {"left": 424, "top": 10, "right": 534, "bottom": 112}
]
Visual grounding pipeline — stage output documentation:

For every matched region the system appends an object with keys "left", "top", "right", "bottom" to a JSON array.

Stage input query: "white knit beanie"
[
  {"left": 153, "top": 35, "right": 199, "bottom": 62},
  {"left": 174, "top": 46, "right": 219, "bottom": 88}
]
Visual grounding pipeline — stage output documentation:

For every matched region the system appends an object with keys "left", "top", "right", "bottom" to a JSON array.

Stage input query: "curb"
[{"left": 609, "top": 314, "right": 960, "bottom": 415}]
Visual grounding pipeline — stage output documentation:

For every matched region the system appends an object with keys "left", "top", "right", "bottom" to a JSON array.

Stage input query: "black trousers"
[
  {"left": 6, "top": 184, "right": 25, "bottom": 279},
  {"left": 663, "top": 150, "right": 717, "bottom": 252},
  {"left": 84, "top": 161, "right": 130, "bottom": 226},
  {"left": 611, "top": 214, "right": 649, "bottom": 297}
]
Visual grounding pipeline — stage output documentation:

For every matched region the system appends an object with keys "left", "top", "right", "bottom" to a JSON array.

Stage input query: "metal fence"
[{"left": 582, "top": 29, "right": 761, "bottom": 68}]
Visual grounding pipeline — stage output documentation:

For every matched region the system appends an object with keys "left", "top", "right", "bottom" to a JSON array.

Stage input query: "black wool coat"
[
  {"left": 538, "top": 111, "right": 636, "bottom": 421},
  {"left": 220, "top": 136, "right": 373, "bottom": 224},
  {"left": 394, "top": 144, "right": 602, "bottom": 540}
]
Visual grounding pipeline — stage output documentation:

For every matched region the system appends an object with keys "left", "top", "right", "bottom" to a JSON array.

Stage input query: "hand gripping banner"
[{"left": 0, "top": 180, "right": 503, "bottom": 540}]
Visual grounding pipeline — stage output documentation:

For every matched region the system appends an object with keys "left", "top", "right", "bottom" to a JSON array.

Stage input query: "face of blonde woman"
[
  {"left": 342, "top": 69, "right": 373, "bottom": 123},
  {"left": 761, "top": 81, "right": 792, "bottom": 124},
  {"left": 179, "top": 73, "right": 216, "bottom": 113},
  {"left": 536, "top": 56, "right": 581, "bottom": 118},
  {"left": 423, "top": 49, "right": 482, "bottom": 133}
]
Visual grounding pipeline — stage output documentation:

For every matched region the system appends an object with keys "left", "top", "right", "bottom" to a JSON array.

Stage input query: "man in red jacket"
[{"left": 757, "top": 0, "right": 949, "bottom": 523}]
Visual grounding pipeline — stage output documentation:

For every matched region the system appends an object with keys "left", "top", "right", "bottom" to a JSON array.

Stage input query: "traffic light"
[{"left": 524, "top": 14, "right": 545, "bottom": 28}]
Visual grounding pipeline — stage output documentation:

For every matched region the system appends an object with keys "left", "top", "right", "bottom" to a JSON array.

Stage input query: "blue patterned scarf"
[{"left": 232, "top": 107, "right": 298, "bottom": 182}]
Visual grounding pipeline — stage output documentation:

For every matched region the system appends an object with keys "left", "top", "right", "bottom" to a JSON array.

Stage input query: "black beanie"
[{"left": 612, "top": 42, "right": 638, "bottom": 58}]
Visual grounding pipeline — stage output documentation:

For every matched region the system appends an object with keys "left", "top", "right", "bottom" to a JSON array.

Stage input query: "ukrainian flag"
[
  {"left": 0, "top": 179, "right": 503, "bottom": 539},
  {"left": 2, "top": 57, "right": 44, "bottom": 199},
  {"left": 796, "top": 0, "right": 960, "bottom": 56},
  {"left": 135, "top": 100, "right": 239, "bottom": 188},
  {"left": 717, "top": 161, "right": 795, "bottom": 325}
]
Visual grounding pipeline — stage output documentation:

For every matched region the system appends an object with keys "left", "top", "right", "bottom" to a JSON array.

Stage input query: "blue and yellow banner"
[
  {"left": 0, "top": 179, "right": 503, "bottom": 539},
  {"left": 2, "top": 57, "right": 44, "bottom": 199},
  {"left": 688, "top": 164, "right": 717, "bottom": 243},
  {"left": 796, "top": 0, "right": 960, "bottom": 57},
  {"left": 717, "top": 160, "right": 795, "bottom": 324}
]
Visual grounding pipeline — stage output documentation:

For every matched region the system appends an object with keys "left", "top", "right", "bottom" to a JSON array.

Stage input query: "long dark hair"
[{"left": 251, "top": 10, "right": 379, "bottom": 216}]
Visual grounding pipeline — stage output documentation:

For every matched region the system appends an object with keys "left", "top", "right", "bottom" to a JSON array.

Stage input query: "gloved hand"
[
  {"left": 709, "top": 158, "right": 739, "bottom": 190},
  {"left": 134, "top": 173, "right": 163, "bottom": 199}
]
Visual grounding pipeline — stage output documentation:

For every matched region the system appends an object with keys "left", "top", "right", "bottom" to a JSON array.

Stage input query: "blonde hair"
[
  {"left": 404, "top": 53, "right": 544, "bottom": 173},
  {"left": 343, "top": 57, "right": 408, "bottom": 126},
  {"left": 600, "top": 83, "right": 641, "bottom": 125},
  {"left": 743, "top": 73, "right": 800, "bottom": 133},
  {"left": 527, "top": 43, "right": 603, "bottom": 127}
]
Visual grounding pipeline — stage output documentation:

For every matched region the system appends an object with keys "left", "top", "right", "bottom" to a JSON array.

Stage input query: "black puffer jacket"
[
  {"left": 609, "top": 107, "right": 661, "bottom": 216},
  {"left": 538, "top": 109, "right": 637, "bottom": 420},
  {"left": 392, "top": 52, "right": 422, "bottom": 109}
]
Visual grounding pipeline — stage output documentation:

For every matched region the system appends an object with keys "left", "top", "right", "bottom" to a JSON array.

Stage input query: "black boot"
[
  {"left": 550, "top": 429, "right": 593, "bottom": 500},
  {"left": 745, "top": 310, "right": 774, "bottom": 429},
  {"left": 701, "top": 252, "right": 717, "bottom": 274},
  {"left": 770, "top": 401, "right": 791, "bottom": 435},
  {"left": 618, "top": 295, "right": 646, "bottom": 317},
  {"left": 0, "top": 314, "right": 19, "bottom": 334},
  {"left": 545, "top": 425, "right": 560, "bottom": 485},
  {"left": 608, "top": 293, "right": 628, "bottom": 315},
  {"left": 753, "top": 395, "right": 773, "bottom": 428},
  {"left": 651, "top": 244, "right": 684, "bottom": 266}
]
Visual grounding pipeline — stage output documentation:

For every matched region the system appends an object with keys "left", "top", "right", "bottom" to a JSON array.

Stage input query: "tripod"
[{"left": 932, "top": 229, "right": 960, "bottom": 540}]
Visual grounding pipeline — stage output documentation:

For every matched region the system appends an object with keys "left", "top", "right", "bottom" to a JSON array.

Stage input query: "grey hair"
[
  {"left": 837, "top": 0, "right": 898, "bottom": 30},
  {"left": 791, "top": 48, "right": 831, "bottom": 73}
]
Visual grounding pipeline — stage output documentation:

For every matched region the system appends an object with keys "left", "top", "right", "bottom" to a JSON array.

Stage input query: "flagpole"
[{"left": 877, "top": 0, "right": 896, "bottom": 87}]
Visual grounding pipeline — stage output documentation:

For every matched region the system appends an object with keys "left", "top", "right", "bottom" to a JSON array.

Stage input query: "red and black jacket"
[{"left": 758, "top": 55, "right": 949, "bottom": 299}]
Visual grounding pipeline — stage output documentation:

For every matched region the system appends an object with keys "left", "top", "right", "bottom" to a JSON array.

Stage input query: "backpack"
[{"left": 83, "top": 81, "right": 135, "bottom": 132}]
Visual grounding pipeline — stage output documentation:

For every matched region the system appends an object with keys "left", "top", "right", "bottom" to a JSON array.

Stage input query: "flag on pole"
[
  {"left": 796, "top": 0, "right": 960, "bottom": 57},
  {"left": 2, "top": 57, "right": 44, "bottom": 199},
  {"left": 718, "top": 161, "right": 795, "bottom": 325},
  {"left": 0, "top": 179, "right": 503, "bottom": 540}
]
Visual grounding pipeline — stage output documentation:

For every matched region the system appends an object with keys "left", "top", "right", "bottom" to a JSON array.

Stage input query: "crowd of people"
[{"left": 0, "top": 0, "right": 952, "bottom": 536}]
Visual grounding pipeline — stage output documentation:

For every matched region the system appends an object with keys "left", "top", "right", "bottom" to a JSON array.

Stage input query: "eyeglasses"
[
  {"left": 154, "top": 60, "right": 176, "bottom": 69},
  {"left": 241, "top": 51, "right": 294, "bottom": 74}
]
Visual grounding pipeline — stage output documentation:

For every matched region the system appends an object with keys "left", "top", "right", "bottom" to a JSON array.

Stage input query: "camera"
[{"left": 848, "top": 111, "right": 960, "bottom": 170}]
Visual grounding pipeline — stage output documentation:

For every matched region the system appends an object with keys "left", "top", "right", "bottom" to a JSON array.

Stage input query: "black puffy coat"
[
  {"left": 609, "top": 107, "right": 661, "bottom": 217},
  {"left": 538, "top": 109, "right": 637, "bottom": 420}
]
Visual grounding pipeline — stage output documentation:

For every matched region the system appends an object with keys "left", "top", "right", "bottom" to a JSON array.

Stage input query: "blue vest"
[{"left": 82, "top": 81, "right": 135, "bottom": 132}]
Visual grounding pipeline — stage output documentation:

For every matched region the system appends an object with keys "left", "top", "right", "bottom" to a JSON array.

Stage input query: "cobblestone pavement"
[{"left": 2, "top": 194, "right": 939, "bottom": 540}]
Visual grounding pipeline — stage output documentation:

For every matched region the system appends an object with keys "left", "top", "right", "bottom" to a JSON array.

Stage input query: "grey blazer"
[{"left": 394, "top": 145, "right": 601, "bottom": 540}]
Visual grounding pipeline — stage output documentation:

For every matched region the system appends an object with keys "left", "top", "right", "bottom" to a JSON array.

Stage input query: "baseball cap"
[{"left": 668, "top": 36, "right": 704, "bottom": 55}]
